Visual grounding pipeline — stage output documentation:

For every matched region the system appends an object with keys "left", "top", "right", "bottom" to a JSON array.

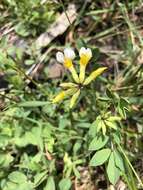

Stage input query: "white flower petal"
[
  {"left": 56, "top": 52, "right": 64, "bottom": 63},
  {"left": 64, "top": 48, "right": 75, "bottom": 60},
  {"left": 79, "top": 47, "right": 86, "bottom": 57},
  {"left": 86, "top": 48, "right": 92, "bottom": 58},
  {"left": 79, "top": 47, "right": 92, "bottom": 58}
]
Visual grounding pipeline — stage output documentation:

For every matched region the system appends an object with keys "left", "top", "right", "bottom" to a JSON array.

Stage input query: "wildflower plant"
[
  {"left": 52, "top": 47, "right": 143, "bottom": 188},
  {"left": 52, "top": 47, "right": 107, "bottom": 108},
  {"left": 1, "top": 1, "right": 143, "bottom": 189}
]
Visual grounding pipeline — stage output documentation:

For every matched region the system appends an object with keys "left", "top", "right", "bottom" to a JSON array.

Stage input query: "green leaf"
[
  {"left": 18, "top": 101, "right": 49, "bottom": 107},
  {"left": 73, "top": 141, "right": 82, "bottom": 155},
  {"left": 89, "top": 116, "right": 101, "bottom": 137},
  {"left": 10, "top": 75, "right": 24, "bottom": 89},
  {"left": 25, "top": 132, "right": 38, "bottom": 146},
  {"left": 101, "top": 121, "right": 106, "bottom": 135},
  {"left": 59, "top": 178, "right": 72, "bottom": 190},
  {"left": 44, "top": 176, "right": 55, "bottom": 190},
  {"left": 2, "top": 180, "right": 34, "bottom": 190},
  {"left": 65, "top": 167, "right": 72, "bottom": 178},
  {"left": 25, "top": 59, "right": 35, "bottom": 65},
  {"left": 96, "top": 121, "right": 102, "bottom": 133},
  {"left": 105, "top": 120, "right": 117, "bottom": 130},
  {"left": 76, "top": 38, "right": 87, "bottom": 49},
  {"left": 108, "top": 116, "right": 121, "bottom": 121},
  {"left": 91, "top": 48, "right": 100, "bottom": 61},
  {"left": 0, "top": 154, "right": 6, "bottom": 166},
  {"left": 19, "top": 182, "right": 34, "bottom": 190},
  {"left": 73, "top": 166, "right": 80, "bottom": 178},
  {"left": 106, "top": 88, "right": 115, "bottom": 99},
  {"left": 59, "top": 117, "right": 70, "bottom": 129},
  {"left": 89, "top": 148, "right": 111, "bottom": 166},
  {"left": 2, "top": 181, "right": 17, "bottom": 190},
  {"left": 114, "top": 150, "right": 125, "bottom": 171},
  {"left": 15, "top": 23, "right": 29, "bottom": 37},
  {"left": 89, "top": 121, "right": 97, "bottom": 137},
  {"left": 117, "top": 98, "right": 129, "bottom": 119},
  {"left": 113, "top": 133, "right": 121, "bottom": 145},
  {"left": 76, "top": 122, "right": 90, "bottom": 128},
  {"left": 34, "top": 171, "right": 48, "bottom": 187},
  {"left": 8, "top": 171, "right": 27, "bottom": 183},
  {"left": 107, "top": 152, "right": 120, "bottom": 185},
  {"left": 89, "top": 136, "right": 109, "bottom": 151},
  {"left": 0, "top": 154, "right": 13, "bottom": 168}
]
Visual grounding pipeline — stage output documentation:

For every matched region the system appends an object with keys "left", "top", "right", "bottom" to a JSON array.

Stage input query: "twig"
[{"left": 59, "top": 0, "right": 72, "bottom": 26}]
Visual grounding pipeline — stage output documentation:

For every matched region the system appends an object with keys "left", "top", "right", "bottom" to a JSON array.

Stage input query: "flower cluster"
[{"left": 52, "top": 47, "right": 107, "bottom": 108}]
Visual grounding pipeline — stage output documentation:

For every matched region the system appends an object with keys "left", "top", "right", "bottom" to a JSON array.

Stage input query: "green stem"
[
  {"left": 122, "top": 172, "right": 135, "bottom": 190},
  {"left": 105, "top": 162, "right": 110, "bottom": 188},
  {"left": 10, "top": 64, "right": 49, "bottom": 97},
  {"left": 59, "top": 0, "right": 72, "bottom": 26},
  {"left": 118, "top": 144, "right": 143, "bottom": 188},
  {"left": 124, "top": 157, "right": 138, "bottom": 190}
]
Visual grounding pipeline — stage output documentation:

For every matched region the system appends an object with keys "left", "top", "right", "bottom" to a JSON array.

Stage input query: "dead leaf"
[
  {"left": 35, "top": 4, "right": 77, "bottom": 49},
  {"left": 47, "top": 61, "right": 64, "bottom": 79},
  {"left": 74, "top": 167, "right": 97, "bottom": 190},
  {"left": 116, "top": 180, "right": 126, "bottom": 190}
]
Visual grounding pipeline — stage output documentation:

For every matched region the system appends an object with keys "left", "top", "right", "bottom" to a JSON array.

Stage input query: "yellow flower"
[
  {"left": 79, "top": 47, "right": 92, "bottom": 83},
  {"left": 56, "top": 48, "right": 79, "bottom": 83},
  {"left": 60, "top": 82, "right": 78, "bottom": 88},
  {"left": 52, "top": 91, "right": 65, "bottom": 103},
  {"left": 70, "top": 89, "right": 80, "bottom": 108},
  {"left": 53, "top": 47, "right": 107, "bottom": 108},
  {"left": 83, "top": 67, "right": 107, "bottom": 85},
  {"left": 52, "top": 88, "right": 77, "bottom": 103}
]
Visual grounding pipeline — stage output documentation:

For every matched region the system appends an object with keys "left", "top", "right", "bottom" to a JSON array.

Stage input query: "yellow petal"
[
  {"left": 79, "top": 53, "right": 92, "bottom": 66},
  {"left": 65, "top": 88, "right": 78, "bottom": 96},
  {"left": 64, "top": 58, "right": 73, "bottom": 68},
  {"left": 70, "top": 89, "right": 80, "bottom": 108},
  {"left": 60, "top": 82, "right": 78, "bottom": 88},
  {"left": 52, "top": 91, "right": 66, "bottom": 103},
  {"left": 52, "top": 88, "right": 77, "bottom": 103},
  {"left": 79, "top": 64, "right": 86, "bottom": 83},
  {"left": 83, "top": 67, "right": 107, "bottom": 85},
  {"left": 64, "top": 58, "right": 79, "bottom": 83},
  {"left": 69, "top": 66, "right": 80, "bottom": 83}
]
